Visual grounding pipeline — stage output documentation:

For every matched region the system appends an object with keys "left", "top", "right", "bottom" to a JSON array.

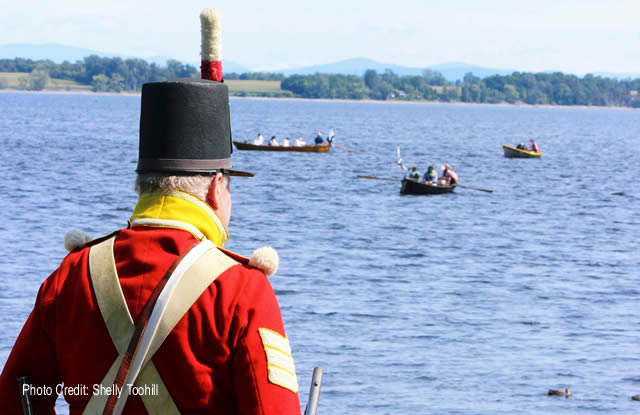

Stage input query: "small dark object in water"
[
  {"left": 611, "top": 192, "right": 625, "bottom": 196},
  {"left": 632, "top": 395, "right": 640, "bottom": 401},
  {"left": 548, "top": 387, "right": 571, "bottom": 398}
]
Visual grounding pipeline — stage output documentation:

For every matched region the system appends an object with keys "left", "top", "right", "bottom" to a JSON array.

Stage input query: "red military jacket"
[{"left": 0, "top": 191, "right": 301, "bottom": 414}]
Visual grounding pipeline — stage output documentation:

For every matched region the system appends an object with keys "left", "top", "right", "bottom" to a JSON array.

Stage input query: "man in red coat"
[{"left": 0, "top": 36, "right": 302, "bottom": 415}]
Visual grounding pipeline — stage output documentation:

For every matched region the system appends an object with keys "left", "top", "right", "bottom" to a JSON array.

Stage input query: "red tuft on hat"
[{"left": 200, "top": 8, "right": 223, "bottom": 82}]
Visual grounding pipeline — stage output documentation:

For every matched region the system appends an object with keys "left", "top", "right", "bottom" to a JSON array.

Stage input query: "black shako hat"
[{"left": 136, "top": 78, "right": 253, "bottom": 177}]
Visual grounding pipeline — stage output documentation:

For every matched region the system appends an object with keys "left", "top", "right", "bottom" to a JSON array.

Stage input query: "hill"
[
  {"left": 279, "top": 57, "right": 424, "bottom": 76},
  {"left": 0, "top": 43, "right": 114, "bottom": 63},
  {"left": 0, "top": 43, "right": 248, "bottom": 72},
  {"left": 2, "top": 43, "right": 638, "bottom": 81},
  {"left": 278, "top": 58, "right": 515, "bottom": 81},
  {"left": 0, "top": 44, "right": 539, "bottom": 81},
  {"left": 593, "top": 71, "right": 640, "bottom": 80},
  {"left": 427, "top": 62, "right": 514, "bottom": 81}
]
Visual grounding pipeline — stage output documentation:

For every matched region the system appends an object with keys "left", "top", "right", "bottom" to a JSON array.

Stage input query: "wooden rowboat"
[
  {"left": 233, "top": 141, "right": 331, "bottom": 153},
  {"left": 400, "top": 178, "right": 456, "bottom": 195},
  {"left": 503, "top": 144, "right": 542, "bottom": 158}
]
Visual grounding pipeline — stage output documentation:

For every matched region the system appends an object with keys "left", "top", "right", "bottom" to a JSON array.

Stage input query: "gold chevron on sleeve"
[{"left": 258, "top": 328, "right": 299, "bottom": 393}]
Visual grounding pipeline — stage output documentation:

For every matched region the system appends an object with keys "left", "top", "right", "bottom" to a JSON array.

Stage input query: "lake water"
[{"left": 0, "top": 91, "right": 639, "bottom": 414}]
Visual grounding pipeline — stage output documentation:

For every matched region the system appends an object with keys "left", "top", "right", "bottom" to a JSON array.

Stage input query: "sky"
[{"left": 1, "top": 0, "right": 639, "bottom": 75}]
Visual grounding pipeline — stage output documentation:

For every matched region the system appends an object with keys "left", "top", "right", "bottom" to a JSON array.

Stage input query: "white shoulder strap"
[{"left": 84, "top": 236, "right": 237, "bottom": 414}]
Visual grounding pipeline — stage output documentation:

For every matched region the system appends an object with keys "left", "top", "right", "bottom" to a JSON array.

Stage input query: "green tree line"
[
  {"left": 1, "top": 56, "right": 639, "bottom": 107},
  {"left": 0, "top": 56, "right": 199, "bottom": 92},
  {"left": 0, "top": 57, "right": 286, "bottom": 91},
  {"left": 224, "top": 72, "right": 285, "bottom": 81},
  {"left": 281, "top": 69, "right": 640, "bottom": 108}
]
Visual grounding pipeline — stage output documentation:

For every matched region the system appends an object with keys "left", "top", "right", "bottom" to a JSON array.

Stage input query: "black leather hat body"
[{"left": 137, "top": 78, "right": 252, "bottom": 176}]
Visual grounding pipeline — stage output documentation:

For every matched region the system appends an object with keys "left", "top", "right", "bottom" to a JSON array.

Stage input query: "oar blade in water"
[
  {"left": 334, "top": 143, "right": 360, "bottom": 153},
  {"left": 458, "top": 185, "right": 493, "bottom": 193},
  {"left": 356, "top": 175, "right": 400, "bottom": 182}
]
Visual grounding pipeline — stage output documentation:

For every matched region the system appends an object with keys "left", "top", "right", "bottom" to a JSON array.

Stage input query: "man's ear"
[{"left": 205, "top": 172, "right": 225, "bottom": 210}]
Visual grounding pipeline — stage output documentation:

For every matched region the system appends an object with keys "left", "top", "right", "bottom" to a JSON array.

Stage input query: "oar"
[
  {"left": 356, "top": 175, "right": 400, "bottom": 182},
  {"left": 457, "top": 185, "right": 493, "bottom": 193},
  {"left": 333, "top": 143, "right": 360, "bottom": 153}
]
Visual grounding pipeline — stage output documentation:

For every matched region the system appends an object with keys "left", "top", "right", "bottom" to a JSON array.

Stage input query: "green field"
[
  {"left": 0, "top": 72, "right": 91, "bottom": 91},
  {"left": 0, "top": 74, "right": 289, "bottom": 96},
  {"left": 225, "top": 79, "right": 282, "bottom": 93},
  {"left": 225, "top": 79, "right": 292, "bottom": 97}
]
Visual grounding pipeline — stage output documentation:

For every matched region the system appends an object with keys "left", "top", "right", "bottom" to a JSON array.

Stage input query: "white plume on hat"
[
  {"left": 64, "top": 229, "right": 92, "bottom": 252},
  {"left": 200, "top": 8, "right": 222, "bottom": 62},
  {"left": 249, "top": 246, "right": 279, "bottom": 277}
]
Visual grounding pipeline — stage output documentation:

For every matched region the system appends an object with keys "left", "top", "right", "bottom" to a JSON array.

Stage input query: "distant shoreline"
[
  {"left": 233, "top": 95, "right": 638, "bottom": 111},
  {"left": 0, "top": 89, "right": 140, "bottom": 97},
  {"left": 1, "top": 88, "right": 636, "bottom": 111}
]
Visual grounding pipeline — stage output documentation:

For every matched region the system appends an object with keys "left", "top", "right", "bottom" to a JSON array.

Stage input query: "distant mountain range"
[
  {"left": 0, "top": 43, "right": 108, "bottom": 63},
  {"left": 1, "top": 43, "right": 638, "bottom": 82},
  {"left": 276, "top": 58, "right": 517, "bottom": 80}
]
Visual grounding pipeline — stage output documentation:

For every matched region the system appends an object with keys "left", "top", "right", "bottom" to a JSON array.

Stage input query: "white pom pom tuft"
[
  {"left": 248, "top": 246, "right": 279, "bottom": 277},
  {"left": 200, "top": 7, "right": 222, "bottom": 61},
  {"left": 64, "top": 229, "right": 92, "bottom": 252}
]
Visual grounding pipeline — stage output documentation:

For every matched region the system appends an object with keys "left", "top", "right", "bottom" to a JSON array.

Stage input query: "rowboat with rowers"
[
  {"left": 503, "top": 144, "right": 542, "bottom": 158},
  {"left": 356, "top": 146, "right": 492, "bottom": 194},
  {"left": 233, "top": 141, "right": 331, "bottom": 153},
  {"left": 400, "top": 178, "right": 456, "bottom": 195}
]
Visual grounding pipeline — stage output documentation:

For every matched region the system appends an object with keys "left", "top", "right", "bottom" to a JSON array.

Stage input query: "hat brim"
[
  {"left": 219, "top": 168, "right": 254, "bottom": 177},
  {"left": 177, "top": 168, "right": 254, "bottom": 177},
  {"left": 136, "top": 167, "right": 254, "bottom": 177}
]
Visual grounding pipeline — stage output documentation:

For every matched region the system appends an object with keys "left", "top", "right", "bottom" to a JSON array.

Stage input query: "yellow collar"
[{"left": 129, "top": 191, "right": 229, "bottom": 246}]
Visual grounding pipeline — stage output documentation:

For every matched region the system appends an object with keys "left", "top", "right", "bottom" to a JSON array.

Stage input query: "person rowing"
[
  {"left": 423, "top": 166, "right": 437, "bottom": 183},
  {"left": 439, "top": 164, "right": 459, "bottom": 185},
  {"left": 529, "top": 138, "right": 540, "bottom": 152},
  {"left": 407, "top": 166, "right": 421, "bottom": 180}
]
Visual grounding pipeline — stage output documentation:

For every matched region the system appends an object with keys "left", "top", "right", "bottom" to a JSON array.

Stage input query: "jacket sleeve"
[
  {"left": 231, "top": 268, "right": 301, "bottom": 415},
  {"left": 0, "top": 270, "right": 62, "bottom": 415}
]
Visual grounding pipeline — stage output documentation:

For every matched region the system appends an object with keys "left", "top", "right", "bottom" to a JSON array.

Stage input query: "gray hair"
[{"left": 134, "top": 174, "right": 229, "bottom": 201}]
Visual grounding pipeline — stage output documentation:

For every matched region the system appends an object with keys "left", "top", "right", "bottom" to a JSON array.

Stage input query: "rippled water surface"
[{"left": 1, "top": 92, "right": 639, "bottom": 414}]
